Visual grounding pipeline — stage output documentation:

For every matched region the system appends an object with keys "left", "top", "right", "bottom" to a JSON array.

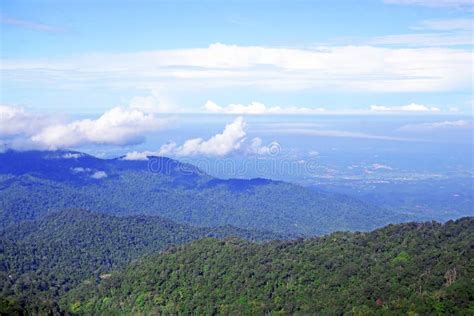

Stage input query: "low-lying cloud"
[
  {"left": 123, "top": 117, "right": 280, "bottom": 159},
  {"left": 159, "top": 116, "right": 247, "bottom": 156},
  {"left": 124, "top": 116, "right": 247, "bottom": 159}
]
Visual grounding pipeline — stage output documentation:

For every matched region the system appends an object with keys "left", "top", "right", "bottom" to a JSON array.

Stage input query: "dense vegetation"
[
  {"left": 1, "top": 151, "right": 472, "bottom": 315},
  {"left": 64, "top": 218, "right": 473, "bottom": 315},
  {"left": 0, "top": 209, "right": 284, "bottom": 314},
  {"left": 0, "top": 150, "right": 411, "bottom": 235}
]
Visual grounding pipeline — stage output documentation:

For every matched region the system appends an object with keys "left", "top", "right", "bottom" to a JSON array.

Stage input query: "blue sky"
[
  {"left": 1, "top": 0, "right": 473, "bottom": 114},
  {"left": 0, "top": 0, "right": 457, "bottom": 57},
  {"left": 0, "top": 0, "right": 473, "bottom": 165}
]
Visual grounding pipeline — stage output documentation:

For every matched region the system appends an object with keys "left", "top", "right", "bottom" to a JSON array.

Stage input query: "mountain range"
[
  {"left": 0, "top": 150, "right": 412, "bottom": 235},
  {"left": 0, "top": 150, "right": 472, "bottom": 315}
]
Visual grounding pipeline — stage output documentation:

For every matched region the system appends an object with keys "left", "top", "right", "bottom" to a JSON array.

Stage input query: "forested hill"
[
  {"left": 0, "top": 150, "right": 412, "bottom": 235},
  {"left": 63, "top": 217, "right": 473, "bottom": 315},
  {"left": 0, "top": 209, "right": 286, "bottom": 314}
]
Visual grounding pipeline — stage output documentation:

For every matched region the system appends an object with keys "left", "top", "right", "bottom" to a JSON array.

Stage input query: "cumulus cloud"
[
  {"left": 158, "top": 116, "right": 246, "bottom": 156},
  {"left": 205, "top": 100, "right": 325, "bottom": 115},
  {"left": 1, "top": 104, "right": 170, "bottom": 150},
  {"left": 370, "top": 103, "right": 440, "bottom": 112},
  {"left": 123, "top": 118, "right": 283, "bottom": 159},
  {"left": 247, "top": 138, "right": 281, "bottom": 155},
  {"left": 398, "top": 120, "right": 471, "bottom": 131},
  {"left": 129, "top": 90, "right": 178, "bottom": 113},
  {"left": 30, "top": 107, "right": 167, "bottom": 150},
  {"left": 0, "top": 105, "right": 54, "bottom": 137}
]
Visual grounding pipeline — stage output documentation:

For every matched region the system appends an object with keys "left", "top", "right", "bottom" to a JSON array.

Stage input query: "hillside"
[
  {"left": 0, "top": 209, "right": 285, "bottom": 314},
  {"left": 63, "top": 217, "right": 473, "bottom": 315},
  {"left": 0, "top": 150, "right": 411, "bottom": 235}
]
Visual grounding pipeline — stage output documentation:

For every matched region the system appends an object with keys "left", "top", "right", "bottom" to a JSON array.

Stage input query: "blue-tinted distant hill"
[{"left": 0, "top": 150, "right": 411, "bottom": 235}]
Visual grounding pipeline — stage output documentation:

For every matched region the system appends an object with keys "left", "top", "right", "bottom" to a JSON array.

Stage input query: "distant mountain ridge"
[
  {"left": 0, "top": 149, "right": 204, "bottom": 182},
  {"left": 0, "top": 150, "right": 412, "bottom": 235}
]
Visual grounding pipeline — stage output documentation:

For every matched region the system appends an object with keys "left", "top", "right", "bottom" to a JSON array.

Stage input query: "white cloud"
[
  {"left": 247, "top": 137, "right": 281, "bottom": 155},
  {"left": 0, "top": 105, "right": 54, "bottom": 137},
  {"left": 91, "top": 171, "right": 108, "bottom": 179},
  {"left": 368, "top": 18, "right": 474, "bottom": 47},
  {"left": 261, "top": 128, "right": 411, "bottom": 141},
  {"left": 122, "top": 151, "right": 155, "bottom": 161},
  {"left": 129, "top": 89, "right": 178, "bottom": 113},
  {"left": 205, "top": 100, "right": 325, "bottom": 115},
  {"left": 70, "top": 167, "right": 108, "bottom": 179},
  {"left": 29, "top": 107, "right": 168, "bottom": 150},
  {"left": 412, "top": 18, "right": 473, "bottom": 31},
  {"left": 384, "top": 0, "right": 474, "bottom": 9},
  {"left": 248, "top": 138, "right": 268, "bottom": 154},
  {"left": 0, "top": 15, "right": 64, "bottom": 33},
  {"left": 2, "top": 43, "right": 471, "bottom": 93},
  {"left": 398, "top": 120, "right": 471, "bottom": 131},
  {"left": 158, "top": 116, "right": 246, "bottom": 156},
  {"left": 63, "top": 153, "right": 83, "bottom": 159},
  {"left": 369, "top": 32, "right": 473, "bottom": 46},
  {"left": 123, "top": 118, "right": 283, "bottom": 159},
  {"left": 370, "top": 103, "right": 440, "bottom": 112},
  {"left": 71, "top": 167, "right": 90, "bottom": 173}
]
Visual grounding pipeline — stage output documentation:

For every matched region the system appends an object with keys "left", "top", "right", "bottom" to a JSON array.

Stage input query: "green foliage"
[
  {"left": 392, "top": 251, "right": 411, "bottom": 265},
  {"left": 63, "top": 217, "right": 474, "bottom": 315},
  {"left": 0, "top": 209, "right": 284, "bottom": 313}
]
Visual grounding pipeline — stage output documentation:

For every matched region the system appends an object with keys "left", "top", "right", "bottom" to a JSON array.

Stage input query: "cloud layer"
[
  {"left": 2, "top": 43, "right": 471, "bottom": 93},
  {"left": 398, "top": 120, "right": 470, "bottom": 131}
]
